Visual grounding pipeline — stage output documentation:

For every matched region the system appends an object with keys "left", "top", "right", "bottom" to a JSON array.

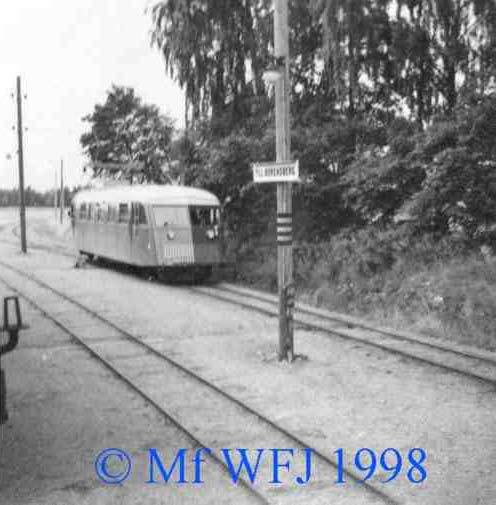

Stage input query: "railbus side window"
[
  {"left": 118, "top": 203, "right": 130, "bottom": 223},
  {"left": 108, "top": 204, "right": 117, "bottom": 222},
  {"left": 137, "top": 204, "right": 147, "bottom": 225},
  {"left": 79, "top": 203, "right": 87, "bottom": 220},
  {"left": 88, "top": 203, "right": 94, "bottom": 221},
  {"left": 99, "top": 202, "right": 108, "bottom": 223}
]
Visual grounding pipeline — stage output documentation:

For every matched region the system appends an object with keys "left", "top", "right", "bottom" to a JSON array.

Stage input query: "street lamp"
[{"left": 262, "top": 56, "right": 286, "bottom": 85}]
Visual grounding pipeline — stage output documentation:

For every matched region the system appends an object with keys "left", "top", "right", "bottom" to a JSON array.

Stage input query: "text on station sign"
[{"left": 252, "top": 161, "right": 299, "bottom": 183}]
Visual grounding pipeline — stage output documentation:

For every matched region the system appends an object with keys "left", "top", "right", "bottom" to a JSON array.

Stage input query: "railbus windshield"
[
  {"left": 189, "top": 206, "right": 220, "bottom": 226},
  {"left": 153, "top": 206, "right": 190, "bottom": 227}
]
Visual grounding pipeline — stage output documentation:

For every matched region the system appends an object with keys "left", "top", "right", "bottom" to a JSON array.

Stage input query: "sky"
[{"left": 0, "top": 0, "right": 184, "bottom": 191}]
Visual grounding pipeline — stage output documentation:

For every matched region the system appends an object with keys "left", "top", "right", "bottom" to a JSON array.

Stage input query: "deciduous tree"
[{"left": 80, "top": 85, "right": 174, "bottom": 183}]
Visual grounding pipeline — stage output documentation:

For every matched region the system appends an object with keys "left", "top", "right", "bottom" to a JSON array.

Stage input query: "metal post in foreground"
[
  {"left": 274, "top": 0, "right": 293, "bottom": 361},
  {"left": 1, "top": 296, "right": 26, "bottom": 424},
  {"left": 0, "top": 368, "right": 7, "bottom": 423},
  {"left": 16, "top": 76, "right": 27, "bottom": 253}
]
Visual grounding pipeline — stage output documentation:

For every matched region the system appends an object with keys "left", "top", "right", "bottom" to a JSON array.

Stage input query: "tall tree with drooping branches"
[{"left": 150, "top": 0, "right": 273, "bottom": 131}]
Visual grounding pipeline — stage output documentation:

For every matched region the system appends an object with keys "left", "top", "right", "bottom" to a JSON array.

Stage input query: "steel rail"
[
  {"left": 0, "top": 273, "right": 269, "bottom": 505},
  {"left": 0, "top": 259, "right": 399, "bottom": 505},
  {"left": 190, "top": 285, "right": 496, "bottom": 388},
  {"left": 4, "top": 227, "right": 495, "bottom": 387},
  {"left": 216, "top": 282, "right": 496, "bottom": 367}
]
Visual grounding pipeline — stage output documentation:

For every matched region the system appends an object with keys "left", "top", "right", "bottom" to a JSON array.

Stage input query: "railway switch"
[{"left": 1, "top": 296, "right": 27, "bottom": 424}]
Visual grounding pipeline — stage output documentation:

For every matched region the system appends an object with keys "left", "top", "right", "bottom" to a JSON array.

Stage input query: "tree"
[
  {"left": 313, "top": 0, "right": 393, "bottom": 116},
  {"left": 80, "top": 85, "right": 175, "bottom": 183},
  {"left": 391, "top": 0, "right": 496, "bottom": 119},
  {"left": 149, "top": 0, "right": 272, "bottom": 129}
]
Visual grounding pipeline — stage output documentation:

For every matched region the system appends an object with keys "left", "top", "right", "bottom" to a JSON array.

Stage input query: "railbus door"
[
  {"left": 130, "top": 202, "right": 153, "bottom": 266},
  {"left": 116, "top": 202, "right": 131, "bottom": 263},
  {"left": 189, "top": 206, "right": 221, "bottom": 265}
]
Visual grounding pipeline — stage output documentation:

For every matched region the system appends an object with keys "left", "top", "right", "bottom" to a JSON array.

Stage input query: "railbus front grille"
[{"left": 163, "top": 244, "right": 195, "bottom": 265}]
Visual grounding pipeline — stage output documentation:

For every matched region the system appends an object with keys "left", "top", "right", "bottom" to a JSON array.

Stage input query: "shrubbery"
[{"left": 177, "top": 91, "right": 496, "bottom": 349}]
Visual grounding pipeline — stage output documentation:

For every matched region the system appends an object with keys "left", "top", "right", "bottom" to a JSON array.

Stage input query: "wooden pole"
[
  {"left": 16, "top": 76, "right": 27, "bottom": 253},
  {"left": 54, "top": 170, "right": 58, "bottom": 219},
  {"left": 274, "top": 0, "right": 293, "bottom": 361},
  {"left": 60, "top": 160, "right": 64, "bottom": 224}
]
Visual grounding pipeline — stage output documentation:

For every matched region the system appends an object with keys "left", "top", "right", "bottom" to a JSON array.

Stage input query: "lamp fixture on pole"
[{"left": 262, "top": 56, "right": 286, "bottom": 85}]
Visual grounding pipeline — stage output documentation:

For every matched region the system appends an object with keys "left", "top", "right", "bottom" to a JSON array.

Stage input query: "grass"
[{"left": 230, "top": 230, "right": 496, "bottom": 352}]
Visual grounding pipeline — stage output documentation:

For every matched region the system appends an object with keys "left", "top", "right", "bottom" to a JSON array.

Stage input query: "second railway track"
[
  {"left": 0, "top": 258, "right": 397, "bottom": 505},
  {"left": 192, "top": 283, "right": 496, "bottom": 388}
]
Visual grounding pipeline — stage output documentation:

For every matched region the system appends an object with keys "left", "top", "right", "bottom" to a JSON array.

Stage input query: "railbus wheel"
[
  {"left": 79, "top": 251, "right": 95, "bottom": 262},
  {"left": 193, "top": 266, "right": 213, "bottom": 283}
]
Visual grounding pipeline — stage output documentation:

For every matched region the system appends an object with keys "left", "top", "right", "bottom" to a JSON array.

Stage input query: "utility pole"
[
  {"left": 59, "top": 160, "right": 64, "bottom": 224},
  {"left": 54, "top": 170, "right": 58, "bottom": 219},
  {"left": 274, "top": 0, "right": 293, "bottom": 361},
  {"left": 16, "top": 76, "right": 27, "bottom": 253}
]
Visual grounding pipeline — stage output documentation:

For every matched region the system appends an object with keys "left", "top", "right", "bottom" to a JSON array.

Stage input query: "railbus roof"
[{"left": 73, "top": 184, "right": 220, "bottom": 206}]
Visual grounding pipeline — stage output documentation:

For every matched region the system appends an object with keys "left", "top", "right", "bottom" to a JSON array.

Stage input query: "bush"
[
  {"left": 407, "top": 148, "right": 496, "bottom": 246},
  {"left": 182, "top": 92, "right": 496, "bottom": 350}
]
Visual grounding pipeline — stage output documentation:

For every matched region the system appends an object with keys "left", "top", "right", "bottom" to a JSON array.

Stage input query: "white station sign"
[{"left": 252, "top": 160, "right": 299, "bottom": 183}]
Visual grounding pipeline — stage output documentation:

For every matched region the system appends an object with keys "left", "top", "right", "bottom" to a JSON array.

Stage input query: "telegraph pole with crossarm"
[{"left": 15, "top": 76, "right": 27, "bottom": 253}]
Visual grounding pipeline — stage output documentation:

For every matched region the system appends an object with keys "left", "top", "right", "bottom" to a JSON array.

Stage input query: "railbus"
[{"left": 71, "top": 185, "right": 221, "bottom": 280}]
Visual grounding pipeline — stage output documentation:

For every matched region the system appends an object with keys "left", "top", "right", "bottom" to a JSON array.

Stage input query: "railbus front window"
[
  {"left": 153, "top": 206, "right": 189, "bottom": 227},
  {"left": 189, "top": 206, "right": 220, "bottom": 226}
]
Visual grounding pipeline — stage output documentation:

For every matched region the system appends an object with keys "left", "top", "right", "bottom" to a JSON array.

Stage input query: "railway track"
[
  {"left": 193, "top": 282, "right": 496, "bottom": 387},
  {"left": 0, "top": 259, "right": 397, "bottom": 505},
  {"left": 4, "top": 230, "right": 496, "bottom": 388}
]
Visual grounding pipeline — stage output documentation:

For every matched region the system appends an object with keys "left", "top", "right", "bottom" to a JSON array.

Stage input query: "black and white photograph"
[{"left": 1, "top": 0, "right": 496, "bottom": 504}]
